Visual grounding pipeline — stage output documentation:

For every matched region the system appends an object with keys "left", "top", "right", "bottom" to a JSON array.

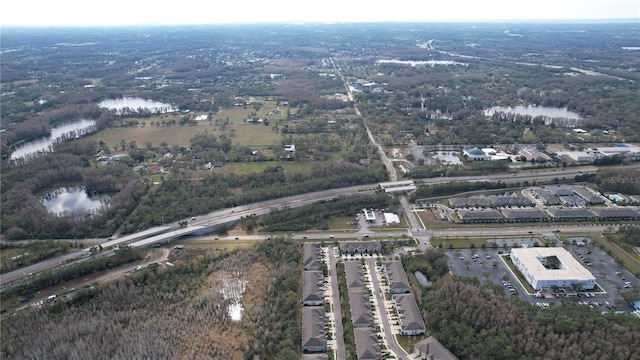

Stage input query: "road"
[
  {"left": 366, "top": 257, "right": 410, "bottom": 360},
  {"left": 3, "top": 164, "right": 636, "bottom": 287},
  {"left": 327, "top": 246, "right": 346, "bottom": 360}
]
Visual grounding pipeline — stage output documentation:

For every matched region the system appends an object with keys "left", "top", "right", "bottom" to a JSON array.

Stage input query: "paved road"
[
  {"left": 366, "top": 257, "right": 411, "bottom": 360},
  {"left": 328, "top": 247, "right": 346, "bottom": 360}
]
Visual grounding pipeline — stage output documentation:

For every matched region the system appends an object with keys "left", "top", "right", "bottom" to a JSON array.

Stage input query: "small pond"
[{"left": 41, "top": 186, "right": 110, "bottom": 215}]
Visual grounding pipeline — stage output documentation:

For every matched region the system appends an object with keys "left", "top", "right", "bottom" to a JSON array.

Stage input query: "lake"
[
  {"left": 483, "top": 105, "right": 581, "bottom": 120},
  {"left": 41, "top": 186, "right": 110, "bottom": 215},
  {"left": 98, "top": 97, "right": 177, "bottom": 115},
  {"left": 377, "top": 59, "right": 468, "bottom": 67},
  {"left": 10, "top": 119, "right": 97, "bottom": 160}
]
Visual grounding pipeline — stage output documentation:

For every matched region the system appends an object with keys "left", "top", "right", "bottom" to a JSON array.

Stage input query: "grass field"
[{"left": 85, "top": 124, "right": 204, "bottom": 148}]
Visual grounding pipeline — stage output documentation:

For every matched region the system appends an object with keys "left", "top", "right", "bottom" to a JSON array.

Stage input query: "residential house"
[
  {"left": 385, "top": 261, "right": 411, "bottom": 294},
  {"left": 354, "top": 327, "right": 381, "bottom": 360},
  {"left": 302, "top": 307, "right": 327, "bottom": 353},
  {"left": 414, "top": 336, "right": 459, "bottom": 360},
  {"left": 392, "top": 293, "right": 426, "bottom": 335},
  {"left": 303, "top": 271, "right": 324, "bottom": 306}
]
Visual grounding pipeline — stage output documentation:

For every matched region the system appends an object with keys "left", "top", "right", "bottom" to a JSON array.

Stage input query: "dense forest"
[
  {"left": 423, "top": 275, "right": 640, "bottom": 360},
  {"left": 1, "top": 238, "right": 301, "bottom": 359}
]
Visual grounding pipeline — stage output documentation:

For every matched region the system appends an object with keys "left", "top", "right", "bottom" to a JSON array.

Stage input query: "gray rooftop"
[
  {"left": 344, "top": 261, "right": 366, "bottom": 288},
  {"left": 385, "top": 260, "right": 411, "bottom": 293},
  {"left": 591, "top": 207, "right": 639, "bottom": 219},
  {"left": 303, "top": 243, "right": 323, "bottom": 271},
  {"left": 303, "top": 271, "right": 324, "bottom": 305},
  {"left": 457, "top": 209, "right": 503, "bottom": 221},
  {"left": 572, "top": 186, "right": 606, "bottom": 204},
  {"left": 348, "top": 288, "right": 374, "bottom": 328},
  {"left": 546, "top": 207, "right": 594, "bottom": 220},
  {"left": 414, "top": 336, "right": 459, "bottom": 360},
  {"left": 302, "top": 307, "right": 327, "bottom": 350},
  {"left": 354, "top": 327, "right": 381, "bottom": 360},
  {"left": 341, "top": 241, "right": 382, "bottom": 254},
  {"left": 501, "top": 208, "right": 548, "bottom": 220},
  {"left": 392, "top": 293, "right": 426, "bottom": 333}
]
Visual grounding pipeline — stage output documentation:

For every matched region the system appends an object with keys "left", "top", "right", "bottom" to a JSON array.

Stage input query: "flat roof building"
[
  {"left": 363, "top": 208, "right": 377, "bottom": 222},
  {"left": 383, "top": 212, "right": 400, "bottom": 225},
  {"left": 510, "top": 247, "right": 596, "bottom": 291}
]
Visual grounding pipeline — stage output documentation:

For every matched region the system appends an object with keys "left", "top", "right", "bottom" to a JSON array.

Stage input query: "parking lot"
[{"left": 445, "top": 241, "right": 639, "bottom": 312}]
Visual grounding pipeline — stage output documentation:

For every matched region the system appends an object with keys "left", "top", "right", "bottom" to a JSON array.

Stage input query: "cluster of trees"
[
  {"left": 408, "top": 160, "right": 510, "bottom": 179},
  {"left": 1, "top": 154, "right": 146, "bottom": 240},
  {"left": 1, "top": 238, "right": 301, "bottom": 359},
  {"left": 124, "top": 162, "right": 387, "bottom": 234},
  {"left": 241, "top": 192, "right": 397, "bottom": 232},
  {"left": 0, "top": 241, "right": 75, "bottom": 273},
  {"left": 411, "top": 180, "right": 510, "bottom": 201},
  {"left": 1, "top": 246, "right": 143, "bottom": 302},
  {"left": 593, "top": 168, "right": 640, "bottom": 195},
  {"left": 423, "top": 275, "right": 640, "bottom": 360}
]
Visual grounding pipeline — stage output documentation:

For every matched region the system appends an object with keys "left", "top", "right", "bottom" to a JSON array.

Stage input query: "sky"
[{"left": 1, "top": 0, "right": 639, "bottom": 27}]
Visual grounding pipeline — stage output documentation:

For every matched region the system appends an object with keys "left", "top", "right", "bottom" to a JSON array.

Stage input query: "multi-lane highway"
[{"left": 2, "top": 164, "right": 636, "bottom": 287}]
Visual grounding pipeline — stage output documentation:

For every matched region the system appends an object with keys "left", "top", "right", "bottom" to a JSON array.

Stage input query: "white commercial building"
[
  {"left": 383, "top": 212, "right": 400, "bottom": 225},
  {"left": 510, "top": 247, "right": 595, "bottom": 291},
  {"left": 563, "top": 151, "right": 594, "bottom": 162}
]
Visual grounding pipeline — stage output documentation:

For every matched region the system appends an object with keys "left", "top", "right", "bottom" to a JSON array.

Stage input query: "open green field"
[
  {"left": 85, "top": 124, "right": 204, "bottom": 149},
  {"left": 86, "top": 100, "right": 290, "bottom": 150},
  {"left": 589, "top": 234, "right": 640, "bottom": 275}
]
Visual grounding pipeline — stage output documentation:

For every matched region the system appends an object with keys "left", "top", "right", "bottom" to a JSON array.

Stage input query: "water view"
[
  {"left": 431, "top": 151, "right": 462, "bottom": 165},
  {"left": 220, "top": 275, "right": 248, "bottom": 321},
  {"left": 10, "top": 119, "right": 97, "bottom": 160},
  {"left": 98, "top": 97, "right": 177, "bottom": 115},
  {"left": 377, "top": 59, "right": 468, "bottom": 67},
  {"left": 483, "top": 105, "right": 582, "bottom": 120},
  {"left": 41, "top": 186, "right": 110, "bottom": 215}
]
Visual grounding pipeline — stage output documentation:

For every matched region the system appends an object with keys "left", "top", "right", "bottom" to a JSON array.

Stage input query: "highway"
[{"left": 2, "top": 164, "right": 636, "bottom": 287}]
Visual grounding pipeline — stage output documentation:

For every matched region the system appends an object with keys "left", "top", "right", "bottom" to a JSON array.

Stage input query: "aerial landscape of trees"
[{"left": 1, "top": 22, "right": 639, "bottom": 359}]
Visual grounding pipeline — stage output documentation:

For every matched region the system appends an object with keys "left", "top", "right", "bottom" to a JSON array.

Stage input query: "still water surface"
[
  {"left": 41, "top": 186, "right": 110, "bottom": 214},
  {"left": 10, "top": 119, "right": 97, "bottom": 160},
  {"left": 98, "top": 97, "right": 177, "bottom": 115},
  {"left": 483, "top": 105, "right": 581, "bottom": 120}
]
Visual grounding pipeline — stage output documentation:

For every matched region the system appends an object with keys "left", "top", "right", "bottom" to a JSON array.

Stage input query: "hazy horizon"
[{"left": 1, "top": 0, "right": 638, "bottom": 27}]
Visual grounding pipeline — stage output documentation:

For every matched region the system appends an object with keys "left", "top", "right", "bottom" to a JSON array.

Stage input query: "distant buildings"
[{"left": 463, "top": 147, "right": 509, "bottom": 161}]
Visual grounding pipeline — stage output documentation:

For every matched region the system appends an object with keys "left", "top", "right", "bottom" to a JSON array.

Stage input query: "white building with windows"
[{"left": 510, "top": 247, "right": 595, "bottom": 291}]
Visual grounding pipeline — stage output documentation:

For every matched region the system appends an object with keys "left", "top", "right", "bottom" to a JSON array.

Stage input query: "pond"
[
  {"left": 41, "top": 186, "right": 110, "bottom": 215},
  {"left": 10, "top": 119, "right": 97, "bottom": 160},
  {"left": 483, "top": 105, "right": 582, "bottom": 120},
  {"left": 431, "top": 151, "right": 462, "bottom": 165},
  {"left": 98, "top": 97, "right": 177, "bottom": 115}
]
